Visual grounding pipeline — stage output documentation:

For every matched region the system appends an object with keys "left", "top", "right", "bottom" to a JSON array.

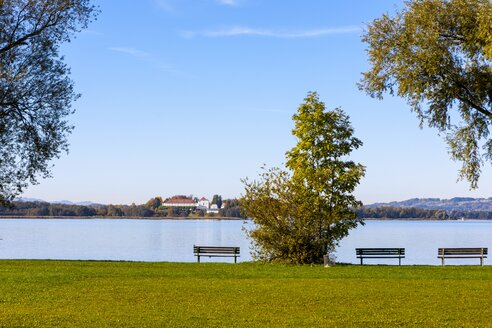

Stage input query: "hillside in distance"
[
  {"left": 17, "top": 198, "right": 100, "bottom": 206},
  {"left": 367, "top": 197, "right": 492, "bottom": 212}
]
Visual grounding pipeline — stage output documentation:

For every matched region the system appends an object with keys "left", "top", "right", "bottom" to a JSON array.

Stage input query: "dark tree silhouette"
[{"left": 0, "top": 0, "right": 98, "bottom": 205}]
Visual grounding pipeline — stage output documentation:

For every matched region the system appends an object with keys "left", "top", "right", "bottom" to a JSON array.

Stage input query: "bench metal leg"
[
  {"left": 480, "top": 257, "right": 483, "bottom": 266},
  {"left": 360, "top": 258, "right": 363, "bottom": 265},
  {"left": 197, "top": 255, "right": 200, "bottom": 263},
  {"left": 399, "top": 257, "right": 401, "bottom": 266},
  {"left": 441, "top": 258, "right": 445, "bottom": 266},
  {"left": 234, "top": 255, "right": 237, "bottom": 263}
]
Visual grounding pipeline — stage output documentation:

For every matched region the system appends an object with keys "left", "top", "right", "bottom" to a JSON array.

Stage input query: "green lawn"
[{"left": 0, "top": 261, "right": 491, "bottom": 327}]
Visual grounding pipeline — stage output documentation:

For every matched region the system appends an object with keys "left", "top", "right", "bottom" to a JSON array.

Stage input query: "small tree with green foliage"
[
  {"left": 241, "top": 92, "right": 365, "bottom": 264},
  {"left": 145, "top": 196, "right": 163, "bottom": 210}
]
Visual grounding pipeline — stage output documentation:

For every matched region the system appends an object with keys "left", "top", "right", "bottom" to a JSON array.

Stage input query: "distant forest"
[
  {"left": 356, "top": 206, "right": 492, "bottom": 220},
  {"left": 0, "top": 199, "right": 245, "bottom": 219},
  {"left": 1, "top": 201, "right": 492, "bottom": 219}
]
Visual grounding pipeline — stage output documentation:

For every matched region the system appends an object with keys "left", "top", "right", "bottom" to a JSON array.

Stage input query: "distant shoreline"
[
  {"left": 0, "top": 215, "right": 246, "bottom": 220},
  {"left": 0, "top": 216, "right": 487, "bottom": 221}
]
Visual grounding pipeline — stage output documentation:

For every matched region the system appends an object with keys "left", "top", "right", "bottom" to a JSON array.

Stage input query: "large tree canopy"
[
  {"left": 241, "top": 92, "right": 365, "bottom": 264},
  {"left": 359, "top": 0, "right": 492, "bottom": 188},
  {"left": 0, "top": 0, "right": 97, "bottom": 205}
]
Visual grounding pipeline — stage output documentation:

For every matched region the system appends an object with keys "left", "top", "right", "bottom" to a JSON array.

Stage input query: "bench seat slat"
[
  {"left": 357, "top": 251, "right": 403, "bottom": 255},
  {"left": 356, "top": 256, "right": 405, "bottom": 258},
  {"left": 437, "top": 255, "right": 487, "bottom": 258},
  {"left": 196, "top": 249, "right": 236, "bottom": 254}
]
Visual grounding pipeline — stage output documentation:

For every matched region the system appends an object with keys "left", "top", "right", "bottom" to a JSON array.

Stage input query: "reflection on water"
[
  {"left": 0, "top": 219, "right": 251, "bottom": 263},
  {"left": 0, "top": 219, "right": 490, "bottom": 265}
]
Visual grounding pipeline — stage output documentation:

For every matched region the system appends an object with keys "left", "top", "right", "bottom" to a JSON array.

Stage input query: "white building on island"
[
  {"left": 207, "top": 204, "right": 220, "bottom": 214},
  {"left": 162, "top": 197, "right": 197, "bottom": 208},
  {"left": 161, "top": 195, "right": 223, "bottom": 214},
  {"left": 197, "top": 197, "right": 210, "bottom": 210}
]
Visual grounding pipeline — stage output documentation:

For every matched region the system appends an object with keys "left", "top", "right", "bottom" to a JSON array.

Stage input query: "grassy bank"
[{"left": 1, "top": 261, "right": 491, "bottom": 327}]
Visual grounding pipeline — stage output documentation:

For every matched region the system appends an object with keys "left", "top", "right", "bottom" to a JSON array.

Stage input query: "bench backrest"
[
  {"left": 356, "top": 248, "right": 405, "bottom": 256},
  {"left": 438, "top": 248, "right": 488, "bottom": 256},
  {"left": 194, "top": 246, "right": 240, "bottom": 255}
]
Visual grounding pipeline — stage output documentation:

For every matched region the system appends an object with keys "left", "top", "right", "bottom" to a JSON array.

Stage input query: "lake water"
[{"left": 0, "top": 219, "right": 490, "bottom": 265}]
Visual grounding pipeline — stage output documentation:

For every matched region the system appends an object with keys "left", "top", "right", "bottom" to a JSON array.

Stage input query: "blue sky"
[{"left": 23, "top": 0, "right": 492, "bottom": 204}]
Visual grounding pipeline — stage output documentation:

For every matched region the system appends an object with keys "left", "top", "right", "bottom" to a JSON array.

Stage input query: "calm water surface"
[{"left": 0, "top": 219, "right": 490, "bottom": 265}]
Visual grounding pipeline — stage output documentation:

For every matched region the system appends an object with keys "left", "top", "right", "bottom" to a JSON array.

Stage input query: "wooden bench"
[
  {"left": 356, "top": 248, "right": 405, "bottom": 265},
  {"left": 438, "top": 247, "right": 488, "bottom": 266},
  {"left": 193, "top": 245, "right": 240, "bottom": 263}
]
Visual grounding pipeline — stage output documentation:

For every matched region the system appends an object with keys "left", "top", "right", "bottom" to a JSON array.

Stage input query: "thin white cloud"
[
  {"left": 109, "top": 47, "right": 196, "bottom": 79},
  {"left": 182, "top": 26, "right": 362, "bottom": 38},
  {"left": 217, "top": 0, "right": 239, "bottom": 6},
  {"left": 152, "top": 0, "right": 176, "bottom": 13},
  {"left": 153, "top": 0, "right": 238, "bottom": 12},
  {"left": 109, "top": 47, "right": 151, "bottom": 59}
]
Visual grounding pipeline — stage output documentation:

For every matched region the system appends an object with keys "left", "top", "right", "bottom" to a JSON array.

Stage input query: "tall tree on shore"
[
  {"left": 212, "top": 194, "right": 222, "bottom": 209},
  {"left": 359, "top": 0, "right": 492, "bottom": 188},
  {"left": 242, "top": 92, "right": 365, "bottom": 264},
  {"left": 0, "top": 0, "right": 98, "bottom": 206},
  {"left": 145, "top": 196, "right": 163, "bottom": 210}
]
